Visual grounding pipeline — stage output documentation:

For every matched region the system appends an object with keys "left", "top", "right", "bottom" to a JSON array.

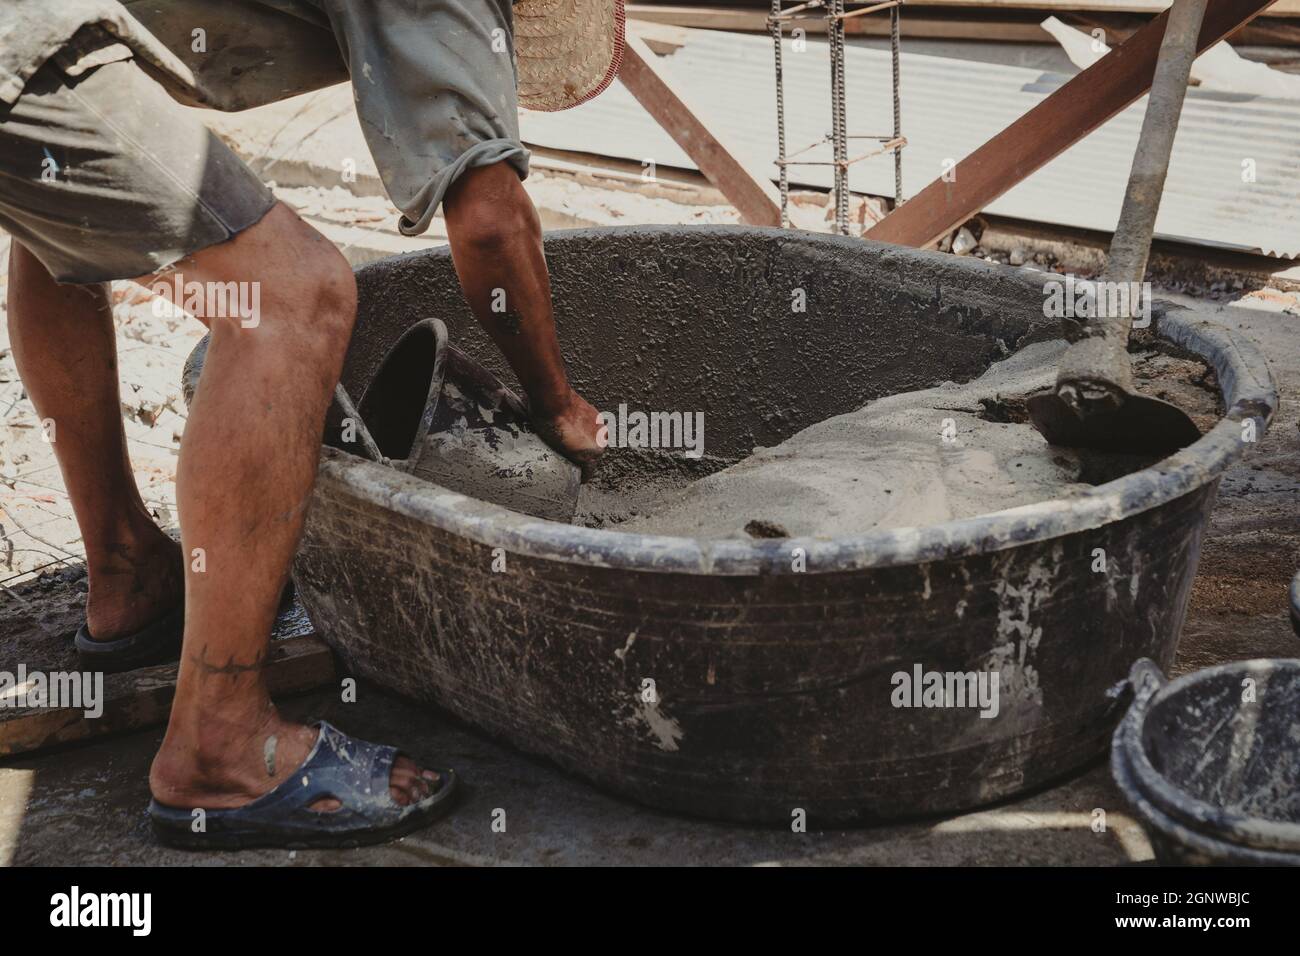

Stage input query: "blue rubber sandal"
[
  {"left": 149, "top": 721, "right": 458, "bottom": 850},
  {"left": 75, "top": 602, "right": 184, "bottom": 674}
]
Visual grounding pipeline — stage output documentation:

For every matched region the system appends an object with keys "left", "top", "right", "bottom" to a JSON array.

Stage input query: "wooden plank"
[
  {"left": 1057, "top": 14, "right": 1300, "bottom": 45},
  {"left": 632, "top": 8, "right": 1300, "bottom": 44},
  {"left": 618, "top": 30, "right": 783, "bottom": 226},
  {"left": 903, "top": 0, "right": 1300, "bottom": 12},
  {"left": 1237, "top": 17, "right": 1300, "bottom": 40},
  {"left": 0, "top": 634, "right": 335, "bottom": 757},
  {"left": 864, "top": 0, "right": 1278, "bottom": 249},
  {"left": 628, "top": 1, "right": 1300, "bottom": 20},
  {"left": 629, "top": 6, "right": 1057, "bottom": 41}
]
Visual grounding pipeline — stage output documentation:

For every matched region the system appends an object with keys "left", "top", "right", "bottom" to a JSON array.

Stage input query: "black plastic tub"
[
  {"left": 1111, "top": 658, "right": 1300, "bottom": 865},
  {"left": 246, "top": 226, "right": 1276, "bottom": 824}
]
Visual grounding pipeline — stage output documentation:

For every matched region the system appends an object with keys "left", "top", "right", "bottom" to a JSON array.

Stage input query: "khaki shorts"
[
  {"left": 0, "top": 35, "right": 276, "bottom": 283},
  {"left": 301, "top": 0, "right": 529, "bottom": 236}
]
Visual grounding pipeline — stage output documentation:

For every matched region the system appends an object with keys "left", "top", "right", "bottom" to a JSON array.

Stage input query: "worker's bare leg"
[
  {"left": 124, "top": 204, "right": 434, "bottom": 809},
  {"left": 6, "top": 245, "right": 183, "bottom": 641},
  {"left": 443, "top": 162, "right": 604, "bottom": 474}
]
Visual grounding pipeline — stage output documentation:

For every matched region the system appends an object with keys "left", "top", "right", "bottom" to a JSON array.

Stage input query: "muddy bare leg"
[
  {"left": 6, "top": 243, "right": 181, "bottom": 640},
  {"left": 144, "top": 204, "right": 434, "bottom": 810}
]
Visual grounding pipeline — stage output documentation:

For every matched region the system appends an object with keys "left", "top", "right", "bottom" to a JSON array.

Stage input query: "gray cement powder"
[{"left": 579, "top": 341, "right": 1201, "bottom": 540}]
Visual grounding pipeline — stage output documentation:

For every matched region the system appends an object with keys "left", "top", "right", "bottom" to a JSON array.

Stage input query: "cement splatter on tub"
[{"left": 593, "top": 341, "right": 1219, "bottom": 540}]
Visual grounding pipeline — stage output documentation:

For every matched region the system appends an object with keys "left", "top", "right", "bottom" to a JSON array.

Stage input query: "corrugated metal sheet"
[{"left": 519, "top": 30, "right": 1300, "bottom": 257}]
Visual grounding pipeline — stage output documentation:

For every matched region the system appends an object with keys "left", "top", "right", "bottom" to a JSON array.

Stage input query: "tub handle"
[{"left": 1107, "top": 657, "right": 1167, "bottom": 719}]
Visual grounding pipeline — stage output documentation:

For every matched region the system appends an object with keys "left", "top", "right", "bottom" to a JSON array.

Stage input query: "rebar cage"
[{"left": 768, "top": 0, "right": 906, "bottom": 233}]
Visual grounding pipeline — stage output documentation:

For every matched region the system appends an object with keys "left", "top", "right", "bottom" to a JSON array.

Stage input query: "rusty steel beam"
[
  {"left": 620, "top": 30, "right": 783, "bottom": 226},
  {"left": 865, "top": 0, "right": 1278, "bottom": 249}
]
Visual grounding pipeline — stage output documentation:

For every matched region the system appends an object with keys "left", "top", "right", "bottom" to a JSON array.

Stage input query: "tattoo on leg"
[
  {"left": 188, "top": 646, "right": 267, "bottom": 676},
  {"left": 263, "top": 734, "right": 277, "bottom": 776}
]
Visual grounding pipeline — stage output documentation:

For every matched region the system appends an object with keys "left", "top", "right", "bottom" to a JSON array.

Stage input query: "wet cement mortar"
[
  {"left": 583, "top": 341, "right": 1220, "bottom": 538},
  {"left": 0, "top": 296, "right": 1296, "bottom": 866}
]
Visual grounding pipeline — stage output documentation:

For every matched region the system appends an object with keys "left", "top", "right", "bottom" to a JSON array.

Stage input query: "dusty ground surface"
[
  {"left": 0, "top": 89, "right": 1297, "bottom": 866},
  {"left": 0, "top": 683, "right": 1149, "bottom": 867},
  {"left": 1174, "top": 297, "right": 1300, "bottom": 674}
]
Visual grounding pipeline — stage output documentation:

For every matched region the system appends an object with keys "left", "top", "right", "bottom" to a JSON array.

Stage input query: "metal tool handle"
[{"left": 1054, "top": 0, "right": 1208, "bottom": 409}]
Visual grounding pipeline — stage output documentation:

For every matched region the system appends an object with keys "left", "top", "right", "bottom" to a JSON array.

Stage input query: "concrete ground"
[
  {"left": 1, "top": 684, "right": 1146, "bottom": 866},
  {"left": 1, "top": 291, "right": 1295, "bottom": 867}
]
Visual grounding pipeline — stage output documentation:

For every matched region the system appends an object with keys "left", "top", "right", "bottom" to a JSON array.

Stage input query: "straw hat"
[{"left": 513, "top": 0, "right": 626, "bottom": 112}]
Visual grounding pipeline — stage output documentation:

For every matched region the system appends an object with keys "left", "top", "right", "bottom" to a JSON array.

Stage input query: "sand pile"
[{"left": 584, "top": 341, "right": 1215, "bottom": 540}]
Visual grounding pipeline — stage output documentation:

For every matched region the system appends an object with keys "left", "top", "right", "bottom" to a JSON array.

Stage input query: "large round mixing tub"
[{"left": 289, "top": 226, "right": 1276, "bottom": 824}]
